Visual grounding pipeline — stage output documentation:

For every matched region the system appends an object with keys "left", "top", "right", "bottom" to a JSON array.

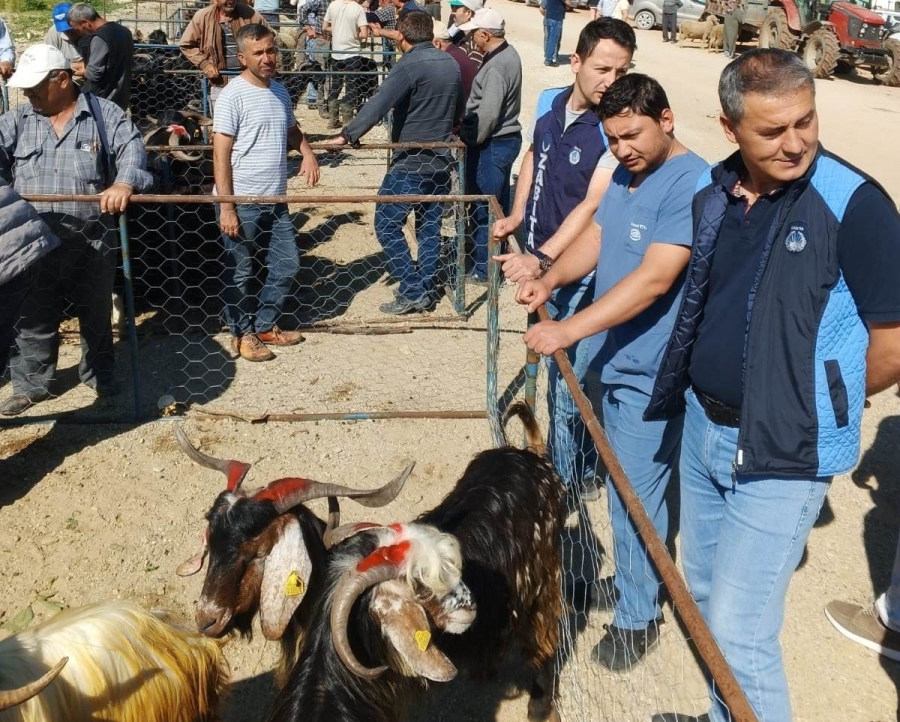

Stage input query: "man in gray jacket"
[
  {"left": 458, "top": 7, "right": 522, "bottom": 282},
  {"left": 0, "top": 181, "right": 59, "bottom": 377},
  {"left": 661, "top": 0, "right": 682, "bottom": 42},
  {"left": 325, "top": 12, "right": 463, "bottom": 314}
]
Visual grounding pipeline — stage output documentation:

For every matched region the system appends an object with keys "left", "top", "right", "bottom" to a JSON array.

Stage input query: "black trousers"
[
  {"left": 0, "top": 264, "right": 37, "bottom": 379},
  {"left": 327, "top": 55, "right": 370, "bottom": 109},
  {"left": 7, "top": 234, "right": 117, "bottom": 397},
  {"left": 662, "top": 12, "right": 678, "bottom": 40}
]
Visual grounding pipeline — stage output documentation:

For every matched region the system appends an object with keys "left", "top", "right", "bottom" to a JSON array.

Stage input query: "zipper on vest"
[{"left": 731, "top": 449, "right": 742, "bottom": 491}]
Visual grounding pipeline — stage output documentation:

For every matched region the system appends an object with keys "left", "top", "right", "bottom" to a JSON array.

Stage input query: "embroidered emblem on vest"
[
  {"left": 569, "top": 146, "right": 581, "bottom": 165},
  {"left": 785, "top": 223, "right": 808, "bottom": 253}
]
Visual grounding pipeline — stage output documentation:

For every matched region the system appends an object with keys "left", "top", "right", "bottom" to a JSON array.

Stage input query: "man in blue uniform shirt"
[
  {"left": 518, "top": 73, "right": 707, "bottom": 672},
  {"left": 492, "top": 18, "right": 634, "bottom": 499},
  {"left": 648, "top": 49, "right": 900, "bottom": 722}
]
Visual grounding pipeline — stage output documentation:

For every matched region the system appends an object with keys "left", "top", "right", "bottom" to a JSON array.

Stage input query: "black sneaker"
[
  {"left": 651, "top": 715, "right": 711, "bottom": 722},
  {"left": 0, "top": 391, "right": 49, "bottom": 416},
  {"left": 592, "top": 618, "right": 661, "bottom": 671},
  {"left": 379, "top": 293, "right": 433, "bottom": 315}
]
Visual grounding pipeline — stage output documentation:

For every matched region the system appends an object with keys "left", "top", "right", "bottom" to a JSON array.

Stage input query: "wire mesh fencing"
[
  {"left": 491, "top": 226, "right": 758, "bottom": 722},
  {"left": 0, "top": 185, "right": 500, "bottom": 426}
]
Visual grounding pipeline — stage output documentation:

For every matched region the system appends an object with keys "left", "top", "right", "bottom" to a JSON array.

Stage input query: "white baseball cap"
[
  {"left": 458, "top": 7, "right": 504, "bottom": 31},
  {"left": 432, "top": 20, "right": 452, "bottom": 40},
  {"left": 8, "top": 44, "right": 70, "bottom": 89},
  {"left": 449, "top": 0, "right": 483, "bottom": 11}
]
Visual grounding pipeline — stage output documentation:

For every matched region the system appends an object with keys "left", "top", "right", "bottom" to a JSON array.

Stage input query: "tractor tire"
[
  {"left": 875, "top": 38, "right": 900, "bottom": 86},
  {"left": 759, "top": 8, "right": 793, "bottom": 50},
  {"left": 803, "top": 28, "right": 839, "bottom": 79}
]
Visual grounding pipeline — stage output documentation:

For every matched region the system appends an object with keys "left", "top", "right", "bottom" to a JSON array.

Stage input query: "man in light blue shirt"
[
  {"left": 517, "top": 73, "right": 707, "bottom": 672},
  {"left": 0, "top": 18, "right": 15, "bottom": 83},
  {"left": 254, "top": 0, "right": 282, "bottom": 25}
]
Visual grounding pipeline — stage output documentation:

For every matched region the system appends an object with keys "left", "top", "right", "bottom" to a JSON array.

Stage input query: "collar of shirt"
[{"left": 480, "top": 40, "right": 509, "bottom": 67}]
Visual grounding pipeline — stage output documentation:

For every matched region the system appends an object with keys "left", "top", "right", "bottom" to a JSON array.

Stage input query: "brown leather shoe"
[
  {"left": 239, "top": 333, "right": 275, "bottom": 362},
  {"left": 230, "top": 335, "right": 241, "bottom": 356},
  {"left": 257, "top": 325, "right": 305, "bottom": 346}
]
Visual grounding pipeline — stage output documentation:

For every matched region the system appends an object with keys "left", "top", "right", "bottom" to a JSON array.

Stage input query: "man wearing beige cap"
[
  {"left": 458, "top": 7, "right": 522, "bottom": 282},
  {"left": 432, "top": 20, "right": 477, "bottom": 102},
  {"left": 0, "top": 44, "right": 152, "bottom": 415}
]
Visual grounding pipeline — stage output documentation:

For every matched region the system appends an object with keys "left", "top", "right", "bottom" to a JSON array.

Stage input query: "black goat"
[
  {"left": 174, "top": 428, "right": 412, "bottom": 680},
  {"left": 268, "top": 403, "right": 565, "bottom": 722}
]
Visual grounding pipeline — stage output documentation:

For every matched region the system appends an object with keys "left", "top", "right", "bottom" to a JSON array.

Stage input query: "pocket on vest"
[{"left": 824, "top": 359, "right": 849, "bottom": 429}]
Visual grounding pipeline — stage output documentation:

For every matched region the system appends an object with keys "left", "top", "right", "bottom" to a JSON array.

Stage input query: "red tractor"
[{"left": 707, "top": 0, "right": 900, "bottom": 85}]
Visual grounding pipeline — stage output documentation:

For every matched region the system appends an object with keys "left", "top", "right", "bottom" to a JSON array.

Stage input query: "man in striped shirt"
[{"left": 213, "top": 24, "right": 320, "bottom": 362}]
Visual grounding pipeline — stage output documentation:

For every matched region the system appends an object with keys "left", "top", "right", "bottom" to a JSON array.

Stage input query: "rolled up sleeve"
[{"left": 108, "top": 110, "right": 153, "bottom": 191}]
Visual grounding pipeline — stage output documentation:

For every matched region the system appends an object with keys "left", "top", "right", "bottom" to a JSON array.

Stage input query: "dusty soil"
[{"left": 2, "top": 2, "right": 900, "bottom": 721}]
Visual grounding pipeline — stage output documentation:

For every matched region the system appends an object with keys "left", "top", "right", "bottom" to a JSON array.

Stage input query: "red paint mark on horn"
[
  {"left": 252, "top": 477, "right": 312, "bottom": 502},
  {"left": 226, "top": 461, "right": 252, "bottom": 492},
  {"left": 389, "top": 523, "right": 404, "bottom": 533},
  {"left": 356, "top": 541, "right": 411, "bottom": 573}
]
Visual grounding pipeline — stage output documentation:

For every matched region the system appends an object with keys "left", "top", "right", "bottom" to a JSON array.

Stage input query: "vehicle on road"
[
  {"left": 705, "top": 0, "right": 900, "bottom": 84},
  {"left": 628, "top": 0, "right": 708, "bottom": 29}
]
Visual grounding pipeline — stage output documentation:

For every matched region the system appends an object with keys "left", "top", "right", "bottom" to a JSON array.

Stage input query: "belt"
[{"left": 693, "top": 387, "right": 741, "bottom": 428}]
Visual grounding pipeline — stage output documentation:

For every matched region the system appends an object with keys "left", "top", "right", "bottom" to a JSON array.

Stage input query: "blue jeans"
[
  {"left": 543, "top": 18, "right": 563, "bottom": 63},
  {"left": 467, "top": 133, "right": 522, "bottom": 278},
  {"left": 222, "top": 203, "right": 300, "bottom": 336},
  {"left": 587, "top": 381, "right": 683, "bottom": 630},
  {"left": 546, "top": 273, "right": 598, "bottom": 489},
  {"left": 375, "top": 168, "right": 451, "bottom": 301},
  {"left": 680, "top": 388, "right": 830, "bottom": 722}
]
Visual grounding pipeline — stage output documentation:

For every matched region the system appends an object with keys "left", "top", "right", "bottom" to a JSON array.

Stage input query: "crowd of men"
[{"left": 0, "top": 4, "right": 899, "bottom": 722}]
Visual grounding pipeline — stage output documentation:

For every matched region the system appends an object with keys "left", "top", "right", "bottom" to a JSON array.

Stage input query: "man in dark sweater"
[
  {"left": 325, "top": 12, "right": 463, "bottom": 315},
  {"left": 661, "top": 0, "right": 682, "bottom": 42},
  {"left": 66, "top": 3, "right": 133, "bottom": 109}
]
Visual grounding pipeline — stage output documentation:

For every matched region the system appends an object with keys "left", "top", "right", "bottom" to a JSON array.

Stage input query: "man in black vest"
[{"left": 66, "top": 3, "right": 133, "bottom": 110}]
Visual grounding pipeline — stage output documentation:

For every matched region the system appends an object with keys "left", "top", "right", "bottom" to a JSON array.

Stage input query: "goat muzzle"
[{"left": 0, "top": 657, "right": 68, "bottom": 710}]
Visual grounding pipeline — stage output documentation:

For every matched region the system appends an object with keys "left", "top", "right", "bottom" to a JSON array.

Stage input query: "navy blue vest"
[
  {"left": 523, "top": 86, "right": 607, "bottom": 252},
  {"left": 646, "top": 148, "right": 880, "bottom": 478}
]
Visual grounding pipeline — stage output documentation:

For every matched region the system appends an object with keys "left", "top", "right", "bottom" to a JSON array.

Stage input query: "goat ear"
[
  {"left": 371, "top": 582, "right": 458, "bottom": 683},
  {"left": 259, "top": 516, "right": 313, "bottom": 640}
]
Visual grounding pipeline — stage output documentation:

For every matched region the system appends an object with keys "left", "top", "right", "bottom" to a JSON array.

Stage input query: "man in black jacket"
[
  {"left": 325, "top": 12, "right": 463, "bottom": 315},
  {"left": 66, "top": 3, "right": 133, "bottom": 110}
]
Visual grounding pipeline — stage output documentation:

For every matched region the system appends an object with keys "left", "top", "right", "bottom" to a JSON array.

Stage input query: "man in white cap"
[
  {"left": 0, "top": 44, "right": 152, "bottom": 416},
  {"left": 448, "top": 0, "right": 484, "bottom": 65},
  {"left": 458, "top": 7, "right": 522, "bottom": 282},
  {"left": 432, "top": 20, "right": 477, "bottom": 102}
]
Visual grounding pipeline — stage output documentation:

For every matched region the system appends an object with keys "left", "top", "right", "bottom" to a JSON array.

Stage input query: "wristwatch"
[{"left": 533, "top": 249, "right": 554, "bottom": 276}]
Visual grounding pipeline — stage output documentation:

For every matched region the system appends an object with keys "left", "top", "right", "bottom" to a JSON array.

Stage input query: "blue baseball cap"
[{"left": 52, "top": 3, "right": 73, "bottom": 32}]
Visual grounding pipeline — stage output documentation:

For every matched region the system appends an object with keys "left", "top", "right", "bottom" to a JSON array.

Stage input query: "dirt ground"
[{"left": 2, "top": 2, "right": 900, "bottom": 720}]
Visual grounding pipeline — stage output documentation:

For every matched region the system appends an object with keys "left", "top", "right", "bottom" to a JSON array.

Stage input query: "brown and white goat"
[
  {"left": 268, "top": 402, "right": 566, "bottom": 722},
  {"left": 173, "top": 427, "right": 411, "bottom": 680},
  {"left": 0, "top": 600, "right": 227, "bottom": 722}
]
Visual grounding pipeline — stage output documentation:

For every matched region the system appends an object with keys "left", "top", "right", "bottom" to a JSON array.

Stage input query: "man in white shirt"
[
  {"left": 213, "top": 23, "right": 320, "bottom": 362},
  {"left": 323, "top": 0, "right": 370, "bottom": 128}
]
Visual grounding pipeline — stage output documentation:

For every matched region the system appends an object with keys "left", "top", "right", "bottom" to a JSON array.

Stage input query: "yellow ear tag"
[
  {"left": 285, "top": 571, "right": 305, "bottom": 597},
  {"left": 414, "top": 629, "right": 431, "bottom": 652}
]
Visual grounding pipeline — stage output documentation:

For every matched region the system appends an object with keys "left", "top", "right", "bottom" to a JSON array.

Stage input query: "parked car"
[{"left": 629, "top": 0, "right": 707, "bottom": 29}]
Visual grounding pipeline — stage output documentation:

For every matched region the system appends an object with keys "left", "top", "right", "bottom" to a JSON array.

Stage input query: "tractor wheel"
[
  {"left": 803, "top": 28, "right": 839, "bottom": 79},
  {"left": 875, "top": 38, "right": 900, "bottom": 86},
  {"left": 759, "top": 8, "right": 793, "bottom": 50}
]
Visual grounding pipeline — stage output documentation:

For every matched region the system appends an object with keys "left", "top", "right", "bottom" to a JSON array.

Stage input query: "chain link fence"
[{"left": 492, "top": 226, "right": 758, "bottom": 722}]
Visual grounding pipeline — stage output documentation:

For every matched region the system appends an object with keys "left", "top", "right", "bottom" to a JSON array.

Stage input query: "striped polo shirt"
[{"left": 212, "top": 76, "right": 296, "bottom": 196}]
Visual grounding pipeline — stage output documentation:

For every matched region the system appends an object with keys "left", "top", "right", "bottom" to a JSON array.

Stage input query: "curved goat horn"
[
  {"left": 254, "top": 462, "right": 414, "bottom": 515},
  {"left": 175, "top": 426, "right": 252, "bottom": 492},
  {"left": 323, "top": 521, "right": 387, "bottom": 550},
  {"left": 330, "top": 558, "right": 403, "bottom": 678},
  {"left": 168, "top": 131, "right": 203, "bottom": 162},
  {"left": 0, "top": 657, "right": 68, "bottom": 711}
]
